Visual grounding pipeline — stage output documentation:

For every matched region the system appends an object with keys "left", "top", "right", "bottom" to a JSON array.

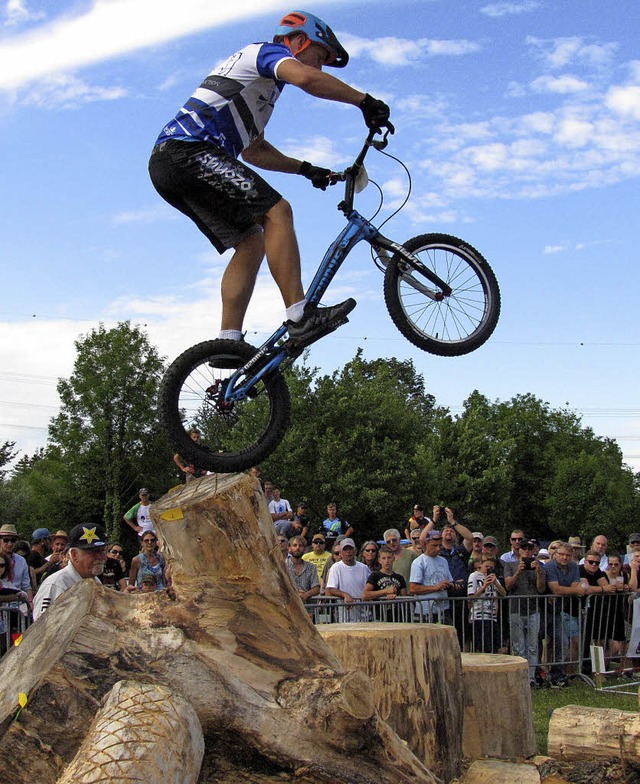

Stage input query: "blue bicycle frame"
[{"left": 222, "top": 130, "right": 451, "bottom": 403}]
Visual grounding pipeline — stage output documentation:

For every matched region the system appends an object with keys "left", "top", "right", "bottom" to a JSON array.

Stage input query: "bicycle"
[{"left": 159, "top": 128, "right": 501, "bottom": 473}]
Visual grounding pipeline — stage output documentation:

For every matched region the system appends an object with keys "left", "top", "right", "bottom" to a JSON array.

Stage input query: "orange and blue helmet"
[{"left": 274, "top": 10, "right": 349, "bottom": 68}]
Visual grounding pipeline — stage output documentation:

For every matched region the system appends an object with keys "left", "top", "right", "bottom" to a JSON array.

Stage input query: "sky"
[{"left": 1, "top": 0, "right": 639, "bottom": 473}]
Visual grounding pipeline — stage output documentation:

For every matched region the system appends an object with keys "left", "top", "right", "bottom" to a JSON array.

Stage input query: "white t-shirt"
[{"left": 326, "top": 560, "right": 371, "bottom": 599}]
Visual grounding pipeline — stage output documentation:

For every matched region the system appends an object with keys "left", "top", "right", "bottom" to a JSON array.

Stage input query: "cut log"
[
  {"left": 57, "top": 680, "right": 204, "bottom": 784},
  {"left": 0, "top": 473, "right": 441, "bottom": 784},
  {"left": 319, "top": 622, "right": 463, "bottom": 784},
  {"left": 461, "top": 652, "right": 536, "bottom": 760},
  {"left": 461, "top": 759, "right": 540, "bottom": 783},
  {"left": 548, "top": 704, "right": 640, "bottom": 763}
]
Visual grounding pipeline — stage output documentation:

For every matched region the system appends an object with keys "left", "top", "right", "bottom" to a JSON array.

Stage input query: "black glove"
[
  {"left": 298, "top": 161, "right": 332, "bottom": 190},
  {"left": 359, "top": 94, "right": 393, "bottom": 132}
]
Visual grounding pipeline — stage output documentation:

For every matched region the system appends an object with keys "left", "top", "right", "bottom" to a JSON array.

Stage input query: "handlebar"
[{"left": 336, "top": 127, "right": 392, "bottom": 215}]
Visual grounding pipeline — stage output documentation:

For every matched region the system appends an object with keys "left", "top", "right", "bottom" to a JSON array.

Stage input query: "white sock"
[
  {"left": 286, "top": 299, "right": 307, "bottom": 323},
  {"left": 218, "top": 329, "right": 243, "bottom": 341}
]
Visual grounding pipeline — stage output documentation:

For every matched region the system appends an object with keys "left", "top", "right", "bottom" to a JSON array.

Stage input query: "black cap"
[{"left": 68, "top": 524, "right": 107, "bottom": 549}]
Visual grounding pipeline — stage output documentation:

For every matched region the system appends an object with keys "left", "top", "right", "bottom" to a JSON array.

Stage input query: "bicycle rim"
[
  {"left": 158, "top": 340, "right": 291, "bottom": 473},
  {"left": 384, "top": 233, "right": 500, "bottom": 356}
]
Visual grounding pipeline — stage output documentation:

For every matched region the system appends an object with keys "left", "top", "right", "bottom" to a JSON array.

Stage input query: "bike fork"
[{"left": 372, "top": 235, "right": 453, "bottom": 299}]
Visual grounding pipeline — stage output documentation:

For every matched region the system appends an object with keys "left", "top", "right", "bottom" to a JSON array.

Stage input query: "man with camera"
[{"left": 504, "top": 539, "right": 547, "bottom": 687}]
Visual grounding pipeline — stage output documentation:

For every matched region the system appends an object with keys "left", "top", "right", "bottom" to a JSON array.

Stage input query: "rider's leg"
[
  {"left": 262, "top": 198, "right": 305, "bottom": 310},
  {"left": 220, "top": 229, "right": 265, "bottom": 332}
]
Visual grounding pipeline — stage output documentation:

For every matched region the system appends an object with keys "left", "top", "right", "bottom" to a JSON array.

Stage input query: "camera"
[
  {"left": 486, "top": 567, "right": 495, "bottom": 576},
  {"left": 522, "top": 557, "right": 534, "bottom": 569},
  {"left": 438, "top": 505, "right": 446, "bottom": 517}
]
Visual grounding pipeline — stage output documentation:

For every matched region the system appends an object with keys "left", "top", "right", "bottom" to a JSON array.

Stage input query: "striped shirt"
[{"left": 155, "top": 42, "right": 294, "bottom": 158}]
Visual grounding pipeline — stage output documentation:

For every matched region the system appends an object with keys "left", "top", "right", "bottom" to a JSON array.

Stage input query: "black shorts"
[{"left": 148, "top": 140, "right": 282, "bottom": 253}]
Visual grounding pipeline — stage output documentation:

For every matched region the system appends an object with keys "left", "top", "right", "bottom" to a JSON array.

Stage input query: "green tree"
[
  {"left": 47, "top": 322, "right": 173, "bottom": 539},
  {"left": 262, "top": 350, "right": 440, "bottom": 540}
]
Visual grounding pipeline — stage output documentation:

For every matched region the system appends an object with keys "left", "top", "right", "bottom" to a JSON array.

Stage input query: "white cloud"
[
  {"left": 0, "top": 0, "right": 316, "bottom": 90},
  {"left": 530, "top": 74, "right": 590, "bottom": 94},
  {"left": 3, "top": 0, "right": 44, "bottom": 27},
  {"left": 526, "top": 36, "right": 617, "bottom": 70},
  {"left": 480, "top": 1, "right": 540, "bottom": 18},
  {"left": 280, "top": 135, "right": 351, "bottom": 169},
  {"left": 22, "top": 73, "right": 126, "bottom": 109},
  {"left": 112, "top": 204, "right": 180, "bottom": 226},
  {"left": 543, "top": 244, "right": 567, "bottom": 254},
  {"left": 606, "top": 85, "right": 640, "bottom": 120},
  {"left": 341, "top": 34, "right": 481, "bottom": 66}
]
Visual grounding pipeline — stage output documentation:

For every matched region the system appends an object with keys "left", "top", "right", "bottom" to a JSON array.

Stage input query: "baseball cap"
[
  {"left": 520, "top": 540, "right": 535, "bottom": 550},
  {"left": 537, "top": 548, "right": 550, "bottom": 559},
  {"left": 472, "top": 531, "right": 484, "bottom": 540},
  {"left": 32, "top": 527, "right": 52, "bottom": 541},
  {"left": 340, "top": 538, "right": 356, "bottom": 550},
  {"left": 482, "top": 536, "right": 499, "bottom": 547},
  {"left": 139, "top": 488, "right": 150, "bottom": 496},
  {"left": 628, "top": 533, "right": 640, "bottom": 544},
  {"left": 425, "top": 530, "right": 443, "bottom": 541},
  {"left": 68, "top": 524, "right": 107, "bottom": 549}
]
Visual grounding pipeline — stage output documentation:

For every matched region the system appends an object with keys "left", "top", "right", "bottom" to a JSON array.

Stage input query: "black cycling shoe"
[{"left": 286, "top": 298, "right": 356, "bottom": 349}]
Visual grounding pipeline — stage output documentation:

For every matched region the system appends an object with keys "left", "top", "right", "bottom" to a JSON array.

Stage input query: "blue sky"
[{"left": 1, "top": 0, "right": 639, "bottom": 471}]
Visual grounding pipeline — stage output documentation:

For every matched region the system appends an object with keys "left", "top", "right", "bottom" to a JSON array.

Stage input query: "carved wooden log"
[
  {"left": 319, "top": 622, "right": 463, "bottom": 783},
  {"left": 57, "top": 680, "right": 204, "bottom": 784},
  {"left": 461, "top": 653, "right": 536, "bottom": 760},
  {"left": 0, "top": 473, "right": 441, "bottom": 784},
  {"left": 461, "top": 759, "right": 540, "bottom": 783},
  {"left": 547, "top": 704, "right": 640, "bottom": 763}
]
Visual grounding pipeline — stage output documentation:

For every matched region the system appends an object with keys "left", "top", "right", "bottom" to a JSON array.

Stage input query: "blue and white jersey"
[{"left": 156, "top": 42, "right": 294, "bottom": 158}]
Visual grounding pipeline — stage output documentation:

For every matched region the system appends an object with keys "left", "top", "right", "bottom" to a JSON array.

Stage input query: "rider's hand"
[
  {"left": 359, "top": 94, "right": 394, "bottom": 132},
  {"left": 298, "top": 161, "right": 333, "bottom": 190}
]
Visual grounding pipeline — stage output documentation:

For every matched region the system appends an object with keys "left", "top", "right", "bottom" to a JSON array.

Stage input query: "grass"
[{"left": 532, "top": 676, "right": 639, "bottom": 754}]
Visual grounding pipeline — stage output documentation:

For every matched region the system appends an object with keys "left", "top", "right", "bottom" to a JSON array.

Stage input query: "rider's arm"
[
  {"left": 276, "top": 58, "right": 366, "bottom": 106},
  {"left": 241, "top": 135, "right": 302, "bottom": 174}
]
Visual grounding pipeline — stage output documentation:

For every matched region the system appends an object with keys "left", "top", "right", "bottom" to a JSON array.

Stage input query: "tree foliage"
[
  {"left": 5, "top": 322, "right": 175, "bottom": 541},
  {"left": 2, "top": 333, "right": 638, "bottom": 551}
]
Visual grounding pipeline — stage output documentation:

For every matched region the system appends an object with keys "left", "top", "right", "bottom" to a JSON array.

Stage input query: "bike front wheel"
[
  {"left": 383, "top": 233, "right": 500, "bottom": 356},
  {"left": 158, "top": 340, "right": 291, "bottom": 474}
]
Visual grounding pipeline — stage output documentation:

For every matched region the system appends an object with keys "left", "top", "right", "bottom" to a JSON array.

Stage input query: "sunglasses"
[
  {"left": 110, "top": 549, "right": 123, "bottom": 555},
  {"left": 1, "top": 537, "right": 17, "bottom": 543},
  {"left": 312, "top": 540, "right": 324, "bottom": 544},
  {"left": 511, "top": 537, "right": 523, "bottom": 541},
  {"left": 411, "top": 537, "right": 421, "bottom": 541},
  {"left": 586, "top": 559, "right": 601, "bottom": 565},
  {"left": 364, "top": 548, "right": 378, "bottom": 553},
  {"left": 0, "top": 561, "right": 7, "bottom": 567},
  {"left": 142, "top": 539, "right": 157, "bottom": 544}
]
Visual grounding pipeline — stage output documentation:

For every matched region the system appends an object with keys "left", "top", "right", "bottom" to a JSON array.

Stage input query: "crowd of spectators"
[
  {"left": 3, "top": 476, "right": 640, "bottom": 693},
  {"left": 266, "top": 488, "right": 640, "bottom": 689},
  {"left": 0, "top": 488, "right": 172, "bottom": 655}
]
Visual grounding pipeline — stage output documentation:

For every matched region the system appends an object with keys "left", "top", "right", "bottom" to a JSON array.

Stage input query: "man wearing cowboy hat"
[
  {"left": 0, "top": 524, "right": 33, "bottom": 604},
  {"left": 33, "top": 524, "right": 108, "bottom": 620}
]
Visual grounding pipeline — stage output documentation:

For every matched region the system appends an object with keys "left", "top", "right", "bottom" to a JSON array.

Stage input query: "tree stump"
[
  {"left": 461, "top": 652, "right": 536, "bottom": 760},
  {"left": 0, "top": 473, "right": 441, "bottom": 784},
  {"left": 548, "top": 704, "right": 640, "bottom": 763},
  {"left": 460, "top": 759, "right": 540, "bottom": 783},
  {"left": 319, "top": 622, "right": 463, "bottom": 783}
]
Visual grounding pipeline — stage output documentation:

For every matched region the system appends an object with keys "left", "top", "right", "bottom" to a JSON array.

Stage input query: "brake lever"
[{"left": 372, "top": 125, "right": 394, "bottom": 150}]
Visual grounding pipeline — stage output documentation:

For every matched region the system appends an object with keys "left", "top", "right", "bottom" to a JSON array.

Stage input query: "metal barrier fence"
[
  {"left": 305, "top": 592, "right": 638, "bottom": 684},
  {"left": 0, "top": 606, "right": 31, "bottom": 657}
]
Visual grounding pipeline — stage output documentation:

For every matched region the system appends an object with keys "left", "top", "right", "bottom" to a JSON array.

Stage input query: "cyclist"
[{"left": 149, "top": 10, "right": 392, "bottom": 349}]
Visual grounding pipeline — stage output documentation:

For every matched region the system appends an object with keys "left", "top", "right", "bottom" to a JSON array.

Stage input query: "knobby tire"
[
  {"left": 383, "top": 233, "right": 500, "bottom": 356},
  {"left": 158, "top": 340, "right": 291, "bottom": 474}
]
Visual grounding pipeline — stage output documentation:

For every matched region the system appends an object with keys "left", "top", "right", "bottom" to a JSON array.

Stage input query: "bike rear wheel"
[
  {"left": 158, "top": 340, "right": 291, "bottom": 473},
  {"left": 383, "top": 233, "right": 500, "bottom": 356}
]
